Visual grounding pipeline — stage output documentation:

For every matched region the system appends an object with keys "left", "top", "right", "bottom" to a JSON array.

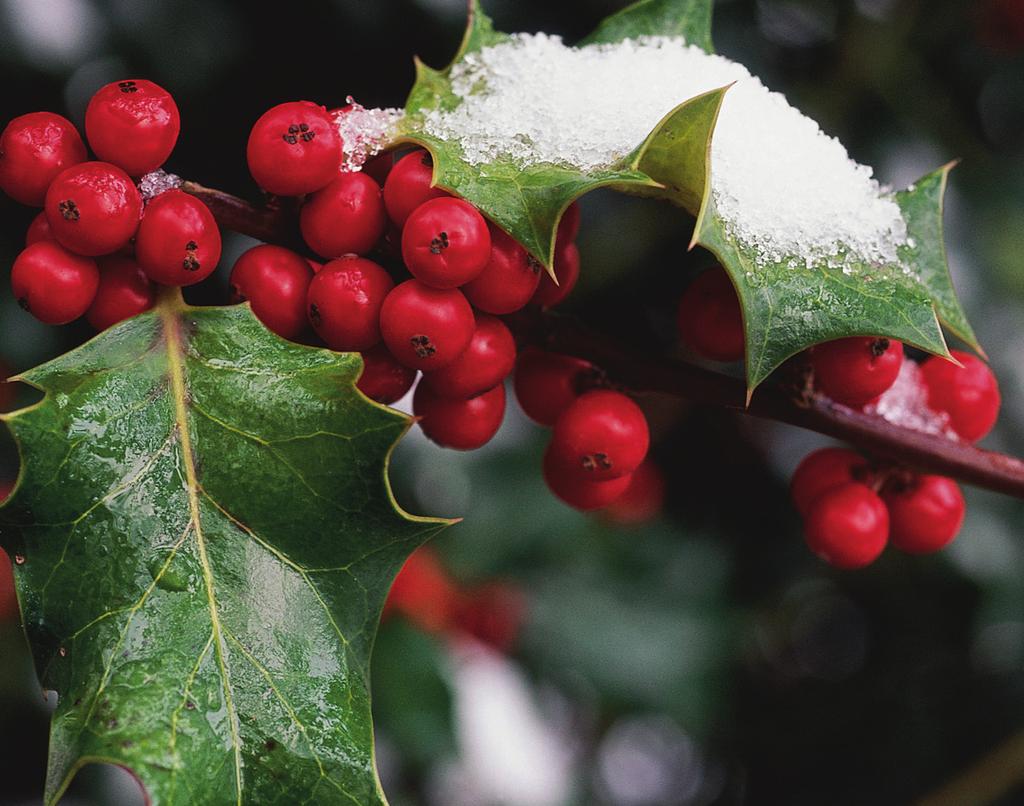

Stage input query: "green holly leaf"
[
  {"left": 399, "top": 1, "right": 659, "bottom": 270},
  {"left": 695, "top": 170, "right": 962, "bottom": 389},
  {"left": 399, "top": 0, "right": 978, "bottom": 392},
  {"left": 894, "top": 163, "right": 978, "bottom": 351},
  {"left": 580, "top": 0, "right": 714, "bottom": 51},
  {"left": 0, "top": 292, "right": 447, "bottom": 805}
]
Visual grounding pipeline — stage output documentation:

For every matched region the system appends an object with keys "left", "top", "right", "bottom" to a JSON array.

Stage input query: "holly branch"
[{"left": 180, "top": 181, "right": 1024, "bottom": 501}]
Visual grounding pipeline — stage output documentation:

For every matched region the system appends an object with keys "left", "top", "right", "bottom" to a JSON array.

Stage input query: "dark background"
[{"left": 2, "top": 0, "right": 1024, "bottom": 803}]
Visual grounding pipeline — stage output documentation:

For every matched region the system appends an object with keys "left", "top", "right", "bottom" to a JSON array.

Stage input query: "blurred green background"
[{"left": 2, "top": 0, "right": 1024, "bottom": 804}]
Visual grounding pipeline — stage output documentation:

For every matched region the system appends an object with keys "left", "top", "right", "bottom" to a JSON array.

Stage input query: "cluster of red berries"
[
  {"left": 512, "top": 350, "right": 652, "bottom": 510},
  {"left": 384, "top": 547, "right": 526, "bottom": 652},
  {"left": 678, "top": 265, "right": 1002, "bottom": 567},
  {"left": 237, "top": 99, "right": 650, "bottom": 512},
  {"left": 791, "top": 449, "right": 966, "bottom": 568},
  {"left": 237, "top": 126, "right": 592, "bottom": 457},
  {"left": 789, "top": 349, "right": 1000, "bottom": 568},
  {"left": 0, "top": 79, "right": 222, "bottom": 328}
]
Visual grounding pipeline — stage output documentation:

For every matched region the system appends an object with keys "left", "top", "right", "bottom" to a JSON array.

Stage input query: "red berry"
[
  {"left": 383, "top": 547, "right": 458, "bottom": 632},
  {"left": 423, "top": 315, "right": 516, "bottom": 399},
  {"left": 883, "top": 475, "right": 965, "bottom": 554},
  {"left": 300, "top": 172, "right": 387, "bottom": 257},
  {"left": 86, "top": 256, "right": 156, "bottom": 330},
  {"left": 601, "top": 460, "right": 666, "bottom": 525},
  {"left": 383, "top": 149, "right": 448, "bottom": 227},
  {"left": 0, "top": 112, "right": 87, "bottom": 206},
  {"left": 134, "top": 190, "right": 221, "bottom": 286},
  {"left": 462, "top": 224, "right": 543, "bottom": 314},
  {"left": 677, "top": 267, "right": 745, "bottom": 362},
  {"left": 306, "top": 255, "right": 393, "bottom": 351},
  {"left": 804, "top": 482, "right": 889, "bottom": 569},
  {"left": 380, "top": 280, "right": 475, "bottom": 371},
  {"left": 513, "top": 349, "right": 597, "bottom": 427},
  {"left": 812, "top": 337, "right": 903, "bottom": 407},
  {"left": 543, "top": 445, "right": 632, "bottom": 511},
  {"left": 790, "top": 447, "right": 869, "bottom": 516},
  {"left": 85, "top": 79, "right": 180, "bottom": 176},
  {"left": 550, "top": 390, "right": 649, "bottom": 481},
  {"left": 246, "top": 101, "right": 340, "bottom": 196},
  {"left": 532, "top": 240, "right": 580, "bottom": 308},
  {"left": 414, "top": 382, "right": 506, "bottom": 450},
  {"left": 357, "top": 344, "right": 417, "bottom": 405},
  {"left": 229, "top": 245, "right": 314, "bottom": 341},
  {"left": 12, "top": 241, "right": 99, "bottom": 324},
  {"left": 25, "top": 211, "right": 53, "bottom": 246},
  {"left": 401, "top": 197, "right": 491, "bottom": 289},
  {"left": 920, "top": 351, "right": 1000, "bottom": 442},
  {"left": 557, "top": 202, "right": 580, "bottom": 246},
  {"left": 44, "top": 161, "right": 142, "bottom": 256},
  {"left": 455, "top": 582, "right": 526, "bottom": 652}
]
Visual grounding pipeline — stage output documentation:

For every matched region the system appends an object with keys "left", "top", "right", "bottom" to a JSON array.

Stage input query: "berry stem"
[
  {"left": 173, "top": 179, "right": 1024, "bottom": 499},
  {"left": 155, "top": 281, "right": 186, "bottom": 313},
  {"left": 180, "top": 180, "right": 294, "bottom": 244}
]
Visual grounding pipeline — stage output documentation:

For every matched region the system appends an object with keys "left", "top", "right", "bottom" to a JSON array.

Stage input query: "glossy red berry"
[
  {"left": 804, "top": 482, "right": 889, "bottom": 569},
  {"left": 790, "top": 447, "right": 870, "bottom": 516},
  {"left": 455, "top": 582, "right": 526, "bottom": 652},
  {"left": 383, "top": 547, "right": 458, "bottom": 632},
  {"left": 532, "top": 240, "right": 580, "bottom": 308},
  {"left": 401, "top": 197, "right": 491, "bottom": 289},
  {"left": 883, "top": 474, "right": 965, "bottom": 554},
  {"left": 306, "top": 255, "right": 393, "bottom": 351},
  {"left": 677, "top": 267, "right": 745, "bottom": 362},
  {"left": 300, "top": 172, "right": 387, "bottom": 257},
  {"left": 423, "top": 315, "right": 516, "bottom": 399},
  {"left": 414, "top": 382, "right": 506, "bottom": 450},
  {"left": 513, "top": 349, "right": 597, "bottom": 427},
  {"left": 462, "top": 224, "right": 542, "bottom": 314},
  {"left": 543, "top": 445, "right": 632, "bottom": 511},
  {"left": 557, "top": 202, "right": 580, "bottom": 246},
  {"left": 85, "top": 79, "right": 180, "bottom": 176},
  {"left": 0, "top": 112, "right": 87, "bottom": 206},
  {"left": 812, "top": 337, "right": 904, "bottom": 407},
  {"left": 550, "top": 390, "right": 649, "bottom": 482},
  {"left": 601, "top": 460, "right": 666, "bottom": 525},
  {"left": 134, "top": 190, "right": 221, "bottom": 286},
  {"left": 920, "top": 351, "right": 1000, "bottom": 442},
  {"left": 25, "top": 211, "right": 53, "bottom": 246},
  {"left": 229, "top": 245, "right": 314, "bottom": 341},
  {"left": 86, "top": 256, "right": 156, "bottom": 330},
  {"left": 380, "top": 280, "right": 475, "bottom": 371},
  {"left": 383, "top": 149, "right": 448, "bottom": 227},
  {"left": 12, "top": 241, "right": 99, "bottom": 324},
  {"left": 357, "top": 344, "right": 417, "bottom": 405},
  {"left": 246, "top": 101, "right": 340, "bottom": 196},
  {"left": 44, "top": 161, "right": 142, "bottom": 256}
]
